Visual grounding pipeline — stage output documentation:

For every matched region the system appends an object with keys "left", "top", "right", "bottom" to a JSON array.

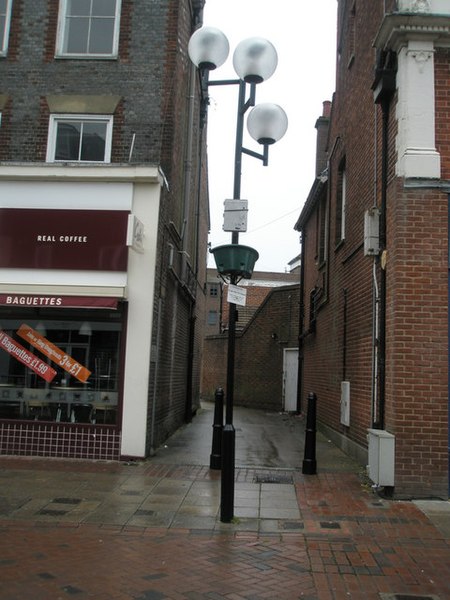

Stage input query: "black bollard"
[
  {"left": 302, "top": 392, "right": 317, "bottom": 475},
  {"left": 220, "top": 423, "right": 235, "bottom": 522},
  {"left": 210, "top": 387, "right": 224, "bottom": 470}
]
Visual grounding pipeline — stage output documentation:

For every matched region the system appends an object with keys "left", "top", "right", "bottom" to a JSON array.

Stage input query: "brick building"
[
  {"left": 0, "top": 0, "right": 209, "bottom": 460},
  {"left": 204, "top": 267, "right": 298, "bottom": 334},
  {"left": 295, "top": 0, "right": 449, "bottom": 499},
  {"left": 202, "top": 268, "right": 300, "bottom": 411}
]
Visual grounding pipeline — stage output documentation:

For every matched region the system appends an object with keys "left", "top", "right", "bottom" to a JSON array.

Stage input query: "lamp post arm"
[
  {"left": 242, "top": 145, "right": 269, "bottom": 166},
  {"left": 208, "top": 78, "right": 241, "bottom": 87},
  {"left": 242, "top": 82, "right": 256, "bottom": 113}
]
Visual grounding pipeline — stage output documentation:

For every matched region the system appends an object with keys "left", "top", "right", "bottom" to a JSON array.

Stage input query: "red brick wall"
[
  {"left": 298, "top": 0, "right": 448, "bottom": 498},
  {"left": 436, "top": 49, "right": 450, "bottom": 180},
  {"left": 384, "top": 181, "right": 448, "bottom": 497},
  {"left": 301, "top": 0, "right": 385, "bottom": 447},
  {"left": 202, "top": 285, "right": 300, "bottom": 411},
  {"left": 221, "top": 286, "right": 272, "bottom": 330}
]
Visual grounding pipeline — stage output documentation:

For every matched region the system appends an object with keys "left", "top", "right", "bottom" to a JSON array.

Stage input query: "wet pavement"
[{"left": 0, "top": 402, "right": 449, "bottom": 599}]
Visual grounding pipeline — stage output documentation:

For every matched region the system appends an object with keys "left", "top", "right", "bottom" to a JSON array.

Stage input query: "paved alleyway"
[{"left": 0, "top": 403, "right": 449, "bottom": 599}]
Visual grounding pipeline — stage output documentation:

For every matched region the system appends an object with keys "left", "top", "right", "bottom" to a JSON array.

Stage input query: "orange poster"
[
  {"left": 17, "top": 324, "right": 92, "bottom": 383},
  {"left": 0, "top": 331, "right": 57, "bottom": 382}
]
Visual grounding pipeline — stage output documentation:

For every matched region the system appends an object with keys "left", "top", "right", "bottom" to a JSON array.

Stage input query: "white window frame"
[
  {"left": 46, "top": 114, "right": 114, "bottom": 163},
  {"left": 55, "top": 0, "right": 122, "bottom": 59},
  {"left": 0, "top": 0, "right": 13, "bottom": 57}
]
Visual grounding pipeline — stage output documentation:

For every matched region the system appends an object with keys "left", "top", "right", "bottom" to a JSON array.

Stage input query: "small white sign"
[
  {"left": 127, "top": 214, "right": 145, "bottom": 253},
  {"left": 227, "top": 284, "right": 247, "bottom": 306}
]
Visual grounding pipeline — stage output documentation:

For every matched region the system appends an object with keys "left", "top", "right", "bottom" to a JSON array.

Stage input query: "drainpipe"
[
  {"left": 342, "top": 288, "right": 348, "bottom": 381},
  {"left": 372, "top": 49, "right": 397, "bottom": 429},
  {"left": 182, "top": 59, "right": 197, "bottom": 423},
  {"left": 297, "top": 230, "right": 305, "bottom": 413},
  {"left": 448, "top": 195, "right": 450, "bottom": 495},
  {"left": 377, "top": 96, "right": 388, "bottom": 430},
  {"left": 150, "top": 298, "right": 163, "bottom": 455},
  {"left": 183, "top": 4, "right": 205, "bottom": 422}
]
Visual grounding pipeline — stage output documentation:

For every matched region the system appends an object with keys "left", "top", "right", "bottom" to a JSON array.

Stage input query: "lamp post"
[{"left": 188, "top": 26, "right": 288, "bottom": 523}]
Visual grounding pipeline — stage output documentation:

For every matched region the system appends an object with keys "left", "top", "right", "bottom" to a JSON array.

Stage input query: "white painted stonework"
[
  {"left": 120, "top": 181, "right": 161, "bottom": 458},
  {"left": 398, "top": 0, "right": 450, "bottom": 14},
  {"left": 395, "top": 39, "right": 441, "bottom": 178},
  {"left": 375, "top": 3, "right": 450, "bottom": 179}
]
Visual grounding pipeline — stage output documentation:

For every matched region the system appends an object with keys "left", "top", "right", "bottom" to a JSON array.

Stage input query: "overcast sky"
[{"left": 202, "top": 0, "right": 338, "bottom": 272}]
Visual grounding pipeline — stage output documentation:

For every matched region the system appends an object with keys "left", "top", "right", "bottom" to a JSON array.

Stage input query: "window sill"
[{"left": 54, "top": 54, "right": 118, "bottom": 61}]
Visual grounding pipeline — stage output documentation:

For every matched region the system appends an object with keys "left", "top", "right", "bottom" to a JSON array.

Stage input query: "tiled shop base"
[{"left": 0, "top": 421, "right": 121, "bottom": 460}]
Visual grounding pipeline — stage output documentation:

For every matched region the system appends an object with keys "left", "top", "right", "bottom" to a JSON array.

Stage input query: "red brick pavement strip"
[
  {"left": 0, "top": 460, "right": 449, "bottom": 599},
  {"left": 0, "top": 519, "right": 449, "bottom": 600}
]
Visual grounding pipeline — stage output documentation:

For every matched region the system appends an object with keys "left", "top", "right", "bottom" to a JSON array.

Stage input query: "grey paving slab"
[
  {"left": 414, "top": 500, "right": 450, "bottom": 537},
  {"left": 1, "top": 403, "right": 448, "bottom": 540},
  {"left": 234, "top": 506, "right": 259, "bottom": 518},
  {"left": 260, "top": 507, "right": 301, "bottom": 520}
]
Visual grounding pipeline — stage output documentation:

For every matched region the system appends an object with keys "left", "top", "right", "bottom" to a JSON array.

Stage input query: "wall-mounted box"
[
  {"left": 367, "top": 428, "right": 395, "bottom": 487},
  {"left": 223, "top": 199, "right": 248, "bottom": 232},
  {"left": 364, "top": 207, "right": 380, "bottom": 256},
  {"left": 340, "top": 381, "right": 350, "bottom": 426}
]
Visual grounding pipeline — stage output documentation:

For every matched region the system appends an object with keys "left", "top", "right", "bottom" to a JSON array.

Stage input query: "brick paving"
[{"left": 0, "top": 405, "right": 449, "bottom": 599}]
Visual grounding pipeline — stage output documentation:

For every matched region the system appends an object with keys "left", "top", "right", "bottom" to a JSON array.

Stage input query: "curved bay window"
[{"left": 0, "top": 304, "right": 124, "bottom": 425}]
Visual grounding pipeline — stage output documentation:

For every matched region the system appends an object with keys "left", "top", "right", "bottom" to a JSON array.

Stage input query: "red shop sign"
[{"left": 0, "top": 208, "right": 129, "bottom": 271}]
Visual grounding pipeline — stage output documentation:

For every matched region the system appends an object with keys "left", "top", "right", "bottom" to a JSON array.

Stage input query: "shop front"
[
  {"left": 0, "top": 166, "right": 162, "bottom": 460},
  {"left": 0, "top": 297, "right": 125, "bottom": 457}
]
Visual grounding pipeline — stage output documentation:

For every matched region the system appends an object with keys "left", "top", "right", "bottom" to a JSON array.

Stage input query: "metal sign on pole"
[{"left": 227, "top": 284, "right": 247, "bottom": 306}]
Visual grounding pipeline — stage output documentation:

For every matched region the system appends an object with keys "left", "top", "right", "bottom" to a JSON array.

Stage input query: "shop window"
[
  {"left": 56, "top": 0, "right": 122, "bottom": 58},
  {"left": 0, "top": 0, "right": 12, "bottom": 56},
  {"left": 46, "top": 114, "right": 113, "bottom": 162},
  {"left": 0, "top": 307, "right": 123, "bottom": 425}
]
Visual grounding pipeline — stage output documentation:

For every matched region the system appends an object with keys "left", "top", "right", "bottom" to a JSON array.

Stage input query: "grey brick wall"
[
  {"left": 0, "top": 0, "right": 174, "bottom": 165},
  {"left": 0, "top": 0, "right": 209, "bottom": 455}
]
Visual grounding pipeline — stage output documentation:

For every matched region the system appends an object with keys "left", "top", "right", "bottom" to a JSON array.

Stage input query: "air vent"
[{"left": 254, "top": 474, "right": 293, "bottom": 484}]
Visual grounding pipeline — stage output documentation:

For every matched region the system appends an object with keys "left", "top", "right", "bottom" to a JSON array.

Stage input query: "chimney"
[{"left": 315, "top": 100, "right": 331, "bottom": 176}]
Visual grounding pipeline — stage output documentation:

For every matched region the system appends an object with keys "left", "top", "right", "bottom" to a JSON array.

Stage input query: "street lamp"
[{"left": 188, "top": 25, "right": 288, "bottom": 523}]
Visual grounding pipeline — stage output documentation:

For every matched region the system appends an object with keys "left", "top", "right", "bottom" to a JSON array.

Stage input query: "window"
[
  {"left": 207, "top": 310, "right": 218, "bottom": 326},
  {"left": 0, "top": 0, "right": 12, "bottom": 56},
  {"left": 209, "top": 284, "right": 219, "bottom": 297},
  {"left": 348, "top": 1, "right": 356, "bottom": 67},
  {"left": 309, "top": 288, "right": 318, "bottom": 333},
  {"left": 56, "top": 0, "right": 121, "bottom": 58},
  {"left": 316, "top": 194, "right": 328, "bottom": 266},
  {"left": 335, "top": 160, "right": 346, "bottom": 245},
  {"left": 46, "top": 114, "right": 113, "bottom": 163}
]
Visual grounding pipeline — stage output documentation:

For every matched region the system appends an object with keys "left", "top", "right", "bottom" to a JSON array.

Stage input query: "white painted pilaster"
[{"left": 396, "top": 39, "right": 441, "bottom": 178}]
